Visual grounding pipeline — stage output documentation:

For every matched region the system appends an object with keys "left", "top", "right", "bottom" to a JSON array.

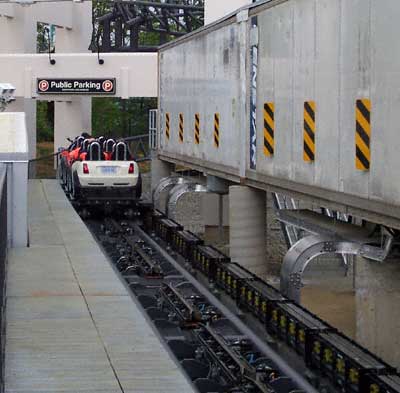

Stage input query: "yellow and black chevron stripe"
[
  {"left": 355, "top": 99, "right": 371, "bottom": 171},
  {"left": 214, "top": 113, "right": 220, "bottom": 148},
  {"left": 303, "top": 101, "right": 316, "bottom": 162},
  {"left": 194, "top": 113, "right": 200, "bottom": 145},
  {"left": 179, "top": 113, "right": 184, "bottom": 143},
  {"left": 264, "top": 102, "right": 274, "bottom": 156},
  {"left": 165, "top": 113, "right": 170, "bottom": 140}
]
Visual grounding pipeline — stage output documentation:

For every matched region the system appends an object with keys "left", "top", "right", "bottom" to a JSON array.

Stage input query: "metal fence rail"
[
  {"left": 28, "top": 153, "right": 59, "bottom": 180},
  {"left": 124, "top": 134, "right": 151, "bottom": 162}
]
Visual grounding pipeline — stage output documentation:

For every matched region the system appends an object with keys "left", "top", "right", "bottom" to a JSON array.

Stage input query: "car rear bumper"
[{"left": 79, "top": 186, "right": 137, "bottom": 201}]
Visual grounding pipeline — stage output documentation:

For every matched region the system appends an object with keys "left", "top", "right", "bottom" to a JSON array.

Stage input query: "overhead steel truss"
[{"left": 91, "top": 0, "right": 204, "bottom": 53}]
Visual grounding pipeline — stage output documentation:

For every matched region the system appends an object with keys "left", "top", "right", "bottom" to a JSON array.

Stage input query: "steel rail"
[{"left": 133, "top": 223, "right": 319, "bottom": 393}]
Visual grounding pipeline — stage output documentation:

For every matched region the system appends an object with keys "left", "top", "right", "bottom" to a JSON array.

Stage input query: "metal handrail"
[{"left": 28, "top": 151, "right": 60, "bottom": 163}]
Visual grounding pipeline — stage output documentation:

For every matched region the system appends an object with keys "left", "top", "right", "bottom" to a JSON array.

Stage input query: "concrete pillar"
[
  {"left": 203, "top": 175, "right": 230, "bottom": 227},
  {"left": 0, "top": 6, "right": 36, "bottom": 159},
  {"left": 151, "top": 154, "right": 173, "bottom": 193},
  {"left": 0, "top": 6, "right": 36, "bottom": 54},
  {"left": 356, "top": 256, "right": 400, "bottom": 368},
  {"left": 201, "top": 194, "right": 229, "bottom": 226},
  {"left": 229, "top": 186, "right": 267, "bottom": 277},
  {"left": 0, "top": 112, "right": 29, "bottom": 247},
  {"left": 6, "top": 98, "right": 36, "bottom": 159},
  {"left": 54, "top": 98, "right": 91, "bottom": 151}
]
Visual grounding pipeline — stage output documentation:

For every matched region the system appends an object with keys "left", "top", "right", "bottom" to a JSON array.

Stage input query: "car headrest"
[
  {"left": 76, "top": 136, "right": 85, "bottom": 148},
  {"left": 104, "top": 139, "right": 116, "bottom": 153},
  {"left": 87, "top": 141, "right": 102, "bottom": 161},
  {"left": 112, "top": 141, "right": 130, "bottom": 161}
]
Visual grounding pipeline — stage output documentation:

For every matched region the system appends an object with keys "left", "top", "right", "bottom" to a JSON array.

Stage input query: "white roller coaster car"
[{"left": 59, "top": 137, "right": 142, "bottom": 204}]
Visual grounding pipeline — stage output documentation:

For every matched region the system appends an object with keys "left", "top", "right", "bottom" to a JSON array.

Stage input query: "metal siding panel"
[
  {"left": 158, "top": 0, "right": 400, "bottom": 214},
  {"left": 271, "top": 3, "right": 294, "bottom": 181},
  {"left": 256, "top": 10, "right": 275, "bottom": 176},
  {"left": 339, "top": 0, "right": 371, "bottom": 198},
  {"left": 292, "top": 0, "right": 316, "bottom": 184},
  {"left": 314, "top": 0, "right": 341, "bottom": 192},
  {"left": 256, "top": 3, "right": 294, "bottom": 180},
  {"left": 370, "top": 0, "right": 400, "bottom": 206},
  {"left": 160, "top": 25, "right": 243, "bottom": 170}
]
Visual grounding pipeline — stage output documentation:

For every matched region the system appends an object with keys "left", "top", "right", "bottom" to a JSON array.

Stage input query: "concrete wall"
[
  {"left": 158, "top": 0, "right": 400, "bottom": 228},
  {"left": 54, "top": 99, "right": 92, "bottom": 149},
  {"left": 0, "top": 112, "right": 29, "bottom": 247},
  {"left": 253, "top": 0, "right": 400, "bottom": 210},
  {"left": 0, "top": 53, "right": 158, "bottom": 100},
  {"left": 159, "top": 22, "right": 246, "bottom": 175}
]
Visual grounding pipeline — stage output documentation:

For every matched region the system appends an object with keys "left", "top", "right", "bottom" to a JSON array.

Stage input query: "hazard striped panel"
[
  {"left": 194, "top": 113, "right": 200, "bottom": 145},
  {"left": 179, "top": 113, "right": 184, "bottom": 143},
  {"left": 165, "top": 113, "right": 170, "bottom": 140},
  {"left": 214, "top": 113, "right": 220, "bottom": 148},
  {"left": 303, "top": 101, "right": 316, "bottom": 162},
  {"left": 263, "top": 102, "right": 274, "bottom": 156},
  {"left": 355, "top": 99, "right": 371, "bottom": 171}
]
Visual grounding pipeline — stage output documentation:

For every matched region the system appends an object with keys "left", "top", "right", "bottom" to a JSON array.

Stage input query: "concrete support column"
[
  {"left": 150, "top": 154, "right": 173, "bottom": 193},
  {"left": 201, "top": 194, "right": 229, "bottom": 226},
  {"left": 203, "top": 175, "right": 230, "bottom": 227},
  {"left": 54, "top": 98, "right": 91, "bottom": 152},
  {"left": 229, "top": 185, "right": 267, "bottom": 277},
  {"left": 7, "top": 98, "right": 36, "bottom": 159},
  {"left": 356, "top": 256, "right": 400, "bottom": 368},
  {"left": 0, "top": 6, "right": 36, "bottom": 53}
]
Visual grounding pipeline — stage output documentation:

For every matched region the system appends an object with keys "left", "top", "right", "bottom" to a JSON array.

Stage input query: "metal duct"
[
  {"left": 280, "top": 229, "right": 394, "bottom": 303},
  {"left": 152, "top": 176, "right": 192, "bottom": 212},
  {"left": 166, "top": 183, "right": 208, "bottom": 218}
]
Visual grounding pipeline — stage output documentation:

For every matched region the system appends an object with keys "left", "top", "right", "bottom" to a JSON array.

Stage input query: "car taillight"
[
  {"left": 128, "top": 163, "right": 134, "bottom": 174},
  {"left": 83, "top": 163, "right": 89, "bottom": 174}
]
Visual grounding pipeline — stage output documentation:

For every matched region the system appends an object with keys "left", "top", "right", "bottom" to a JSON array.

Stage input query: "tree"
[{"left": 92, "top": 97, "right": 157, "bottom": 137}]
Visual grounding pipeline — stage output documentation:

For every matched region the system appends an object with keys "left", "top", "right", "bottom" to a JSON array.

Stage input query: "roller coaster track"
[{"left": 78, "top": 206, "right": 400, "bottom": 393}]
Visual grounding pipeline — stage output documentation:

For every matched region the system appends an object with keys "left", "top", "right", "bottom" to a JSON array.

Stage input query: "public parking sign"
[{"left": 37, "top": 78, "right": 116, "bottom": 95}]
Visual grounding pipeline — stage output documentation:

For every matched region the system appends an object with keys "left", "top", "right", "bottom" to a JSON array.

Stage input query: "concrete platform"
[{"left": 4, "top": 180, "right": 195, "bottom": 393}]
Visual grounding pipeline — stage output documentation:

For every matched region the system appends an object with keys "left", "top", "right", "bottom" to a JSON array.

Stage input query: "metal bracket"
[
  {"left": 280, "top": 229, "right": 394, "bottom": 303},
  {"left": 237, "top": 9, "right": 249, "bottom": 23}
]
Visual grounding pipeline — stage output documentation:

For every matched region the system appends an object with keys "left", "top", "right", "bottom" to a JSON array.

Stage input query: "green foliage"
[
  {"left": 37, "top": 101, "right": 54, "bottom": 142},
  {"left": 37, "top": 22, "right": 55, "bottom": 53},
  {"left": 92, "top": 97, "right": 157, "bottom": 138}
]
